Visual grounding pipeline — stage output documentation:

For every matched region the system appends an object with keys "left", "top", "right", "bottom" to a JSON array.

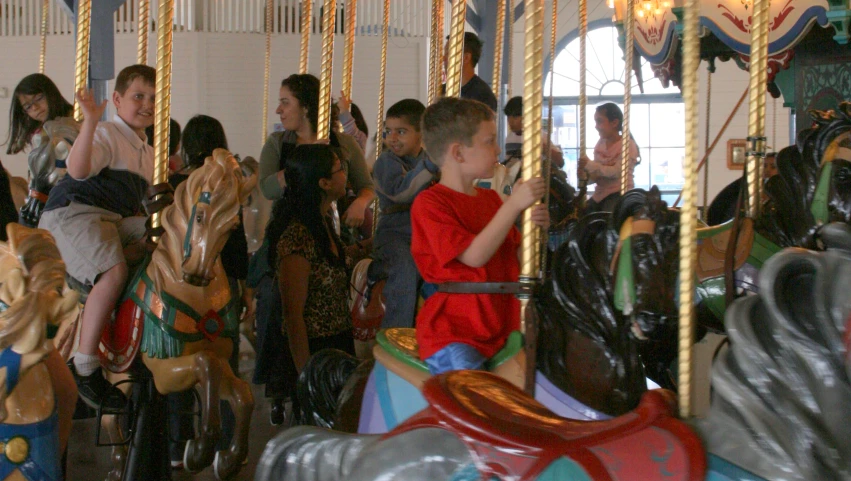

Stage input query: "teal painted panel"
[{"left": 537, "top": 457, "right": 594, "bottom": 481}]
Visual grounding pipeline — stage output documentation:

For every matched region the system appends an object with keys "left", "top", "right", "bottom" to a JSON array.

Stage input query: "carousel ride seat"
[
  {"left": 375, "top": 328, "right": 523, "bottom": 371},
  {"left": 392, "top": 370, "right": 705, "bottom": 481},
  {"left": 695, "top": 217, "right": 755, "bottom": 282}
]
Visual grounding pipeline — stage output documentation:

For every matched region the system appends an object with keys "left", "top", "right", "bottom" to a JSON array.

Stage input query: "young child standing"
[
  {"left": 39, "top": 65, "right": 156, "bottom": 409},
  {"left": 411, "top": 97, "right": 548, "bottom": 374},
  {"left": 373, "top": 99, "right": 437, "bottom": 329}
]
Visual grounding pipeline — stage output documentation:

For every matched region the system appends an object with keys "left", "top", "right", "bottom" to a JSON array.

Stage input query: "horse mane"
[
  {"left": 535, "top": 189, "right": 669, "bottom": 415},
  {"left": 0, "top": 225, "right": 69, "bottom": 350},
  {"left": 699, "top": 224, "right": 851, "bottom": 480},
  {"left": 150, "top": 149, "right": 244, "bottom": 287},
  {"left": 759, "top": 103, "right": 851, "bottom": 248}
]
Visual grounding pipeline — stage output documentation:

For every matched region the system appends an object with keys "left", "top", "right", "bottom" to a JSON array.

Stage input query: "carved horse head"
[
  {"left": 154, "top": 149, "right": 257, "bottom": 287},
  {"left": 0, "top": 224, "right": 78, "bottom": 354}
]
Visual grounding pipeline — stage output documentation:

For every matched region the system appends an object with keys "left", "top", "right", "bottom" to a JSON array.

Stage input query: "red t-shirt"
[{"left": 411, "top": 184, "right": 521, "bottom": 360}]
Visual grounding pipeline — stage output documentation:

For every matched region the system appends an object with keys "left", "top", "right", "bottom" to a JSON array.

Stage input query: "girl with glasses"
[{"left": 4, "top": 73, "right": 74, "bottom": 155}]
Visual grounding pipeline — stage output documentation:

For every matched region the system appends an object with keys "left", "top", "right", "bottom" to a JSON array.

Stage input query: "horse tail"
[
  {"left": 295, "top": 348, "right": 362, "bottom": 429},
  {"left": 255, "top": 426, "right": 381, "bottom": 481}
]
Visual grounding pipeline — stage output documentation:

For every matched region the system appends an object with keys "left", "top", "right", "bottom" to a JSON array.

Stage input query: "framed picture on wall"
[{"left": 727, "top": 139, "right": 747, "bottom": 170}]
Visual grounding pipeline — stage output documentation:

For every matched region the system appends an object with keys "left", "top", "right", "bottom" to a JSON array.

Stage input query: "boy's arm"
[
  {"left": 340, "top": 111, "right": 367, "bottom": 151},
  {"left": 66, "top": 89, "right": 107, "bottom": 180},
  {"left": 373, "top": 152, "right": 437, "bottom": 204},
  {"left": 456, "top": 177, "right": 546, "bottom": 268}
]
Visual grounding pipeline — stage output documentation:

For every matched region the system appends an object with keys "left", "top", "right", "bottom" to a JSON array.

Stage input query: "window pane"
[
  {"left": 634, "top": 157, "right": 651, "bottom": 190},
  {"left": 648, "top": 147, "right": 685, "bottom": 188},
  {"left": 629, "top": 103, "right": 650, "bottom": 147},
  {"left": 649, "top": 103, "right": 685, "bottom": 147}
]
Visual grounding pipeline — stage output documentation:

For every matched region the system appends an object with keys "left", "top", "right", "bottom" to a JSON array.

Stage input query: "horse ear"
[{"left": 236, "top": 156, "right": 259, "bottom": 205}]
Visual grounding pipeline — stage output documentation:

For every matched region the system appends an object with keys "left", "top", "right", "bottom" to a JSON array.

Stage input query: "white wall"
[{"left": 0, "top": 31, "right": 427, "bottom": 178}]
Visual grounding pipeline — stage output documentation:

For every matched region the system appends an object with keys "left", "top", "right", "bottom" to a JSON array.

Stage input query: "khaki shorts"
[{"left": 39, "top": 202, "right": 146, "bottom": 286}]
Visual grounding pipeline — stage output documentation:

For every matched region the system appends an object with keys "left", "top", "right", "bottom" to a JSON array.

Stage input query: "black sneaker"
[
  {"left": 72, "top": 365, "right": 127, "bottom": 411},
  {"left": 270, "top": 398, "right": 286, "bottom": 426}
]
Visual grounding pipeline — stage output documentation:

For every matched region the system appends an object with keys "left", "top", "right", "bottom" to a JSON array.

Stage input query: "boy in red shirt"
[{"left": 411, "top": 97, "right": 549, "bottom": 374}]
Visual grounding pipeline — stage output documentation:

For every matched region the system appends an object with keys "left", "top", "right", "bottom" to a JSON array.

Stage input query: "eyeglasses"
[
  {"left": 21, "top": 94, "right": 45, "bottom": 113},
  {"left": 329, "top": 163, "right": 347, "bottom": 176}
]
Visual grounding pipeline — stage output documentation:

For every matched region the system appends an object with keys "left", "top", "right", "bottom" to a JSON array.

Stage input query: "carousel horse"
[
  {"left": 699, "top": 223, "right": 851, "bottom": 481},
  {"left": 614, "top": 103, "right": 851, "bottom": 341},
  {"left": 19, "top": 118, "right": 79, "bottom": 228},
  {"left": 0, "top": 224, "right": 79, "bottom": 481},
  {"left": 86, "top": 149, "right": 257, "bottom": 480},
  {"left": 294, "top": 188, "right": 678, "bottom": 433}
]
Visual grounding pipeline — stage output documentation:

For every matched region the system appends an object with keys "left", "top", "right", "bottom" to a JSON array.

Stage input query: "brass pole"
[
  {"left": 444, "top": 0, "right": 466, "bottom": 98},
  {"left": 506, "top": 0, "right": 514, "bottom": 97},
  {"left": 299, "top": 0, "right": 313, "bottom": 74},
  {"left": 39, "top": 0, "right": 48, "bottom": 73},
  {"left": 677, "top": 0, "right": 700, "bottom": 419},
  {"left": 520, "top": 0, "right": 544, "bottom": 395},
  {"left": 137, "top": 0, "right": 150, "bottom": 64},
  {"left": 492, "top": 0, "right": 506, "bottom": 98},
  {"left": 745, "top": 0, "right": 769, "bottom": 218},
  {"left": 341, "top": 0, "right": 357, "bottom": 99},
  {"left": 151, "top": 0, "right": 175, "bottom": 237},
  {"left": 576, "top": 0, "right": 587, "bottom": 211},
  {"left": 316, "top": 0, "right": 337, "bottom": 141},
  {"left": 262, "top": 0, "right": 273, "bottom": 145},
  {"left": 620, "top": 0, "right": 634, "bottom": 195},
  {"left": 428, "top": 0, "right": 442, "bottom": 104},
  {"left": 72, "top": 0, "right": 93, "bottom": 121},
  {"left": 372, "top": 0, "right": 390, "bottom": 236}
]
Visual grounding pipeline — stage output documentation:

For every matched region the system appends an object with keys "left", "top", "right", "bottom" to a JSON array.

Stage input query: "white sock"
[{"left": 74, "top": 353, "right": 101, "bottom": 376}]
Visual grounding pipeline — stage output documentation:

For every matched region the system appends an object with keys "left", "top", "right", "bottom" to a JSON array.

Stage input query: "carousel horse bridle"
[{"left": 183, "top": 191, "right": 212, "bottom": 262}]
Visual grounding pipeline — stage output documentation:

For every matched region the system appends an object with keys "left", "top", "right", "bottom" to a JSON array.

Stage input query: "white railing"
[{"left": 0, "top": 0, "right": 430, "bottom": 37}]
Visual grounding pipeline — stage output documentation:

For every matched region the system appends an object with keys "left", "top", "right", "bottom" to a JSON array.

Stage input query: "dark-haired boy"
[
  {"left": 373, "top": 99, "right": 438, "bottom": 328},
  {"left": 411, "top": 97, "right": 548, "bottom": 374},
  {"left": 40, "top": 65, "right": 156, "bottom": 408}
]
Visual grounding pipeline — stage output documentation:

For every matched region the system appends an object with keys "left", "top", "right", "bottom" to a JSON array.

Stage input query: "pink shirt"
[{"left": 586, "top": 136, "right": 639, "bottom": 202}]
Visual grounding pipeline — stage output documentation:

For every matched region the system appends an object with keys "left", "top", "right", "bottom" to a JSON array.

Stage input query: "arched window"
[{"left": 544, "top": 23, "right": 685, "bottom": 203}]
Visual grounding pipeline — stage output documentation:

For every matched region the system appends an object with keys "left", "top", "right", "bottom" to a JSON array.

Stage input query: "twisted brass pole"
[
  {"left": 678, "top": 0, "right": 700, "bottom": 419},
  {"left": 39, "top": 0, "right": 48, "bottom": 73},
  {"left": 492, "top": 0, "right": 506, "bottom": 98},
  {"left": 428, "top": 0, "right": 442, "bottom": 104},
  {"left": 316, "top": 0, "right": 337, "bottom": 142},
  {"left": 341, "top": 0, "right": 357, "bottom": 99},
  {"left": 299, "top": 0, "right": 313, "bottom": 74},
  {"left": 520, "top": 0, "right": 544, "bottom": 395},
  {"left": 620, "top": 0, "right": 634, "bottom": 195},
  {"left": 444, "top": 0, "right": 466, "bottom": 98},
  {"left": 73, "top": 0, "right": 93, "bottom": 121},
  {"left": 262, "top": 0, "right": 273, "bottom": 145},
  {"left": 137, "top": 0, "right": 150, "bottom": 64},
  {"left": 151, "top": 0, "right": 175, "bottom": 237},
  {"left": 506, "top": 0, "right": 514, "bottom": 98},
  {"left": 372, "top": 0, "right": 390, "bottom": 236},
  {"left": 745, "top": 0, "right": 769, "bottom": 218},
  {"left": 577, "top": 0, "right": 587, "bottom": 212}
]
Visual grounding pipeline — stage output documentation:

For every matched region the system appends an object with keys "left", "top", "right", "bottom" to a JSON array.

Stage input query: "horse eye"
[
  {"left": 836, "top": 167, "right": 851, "bottom": 186},
  {"left": 196, "top": 214, "right": 204, "bottom": 224}
]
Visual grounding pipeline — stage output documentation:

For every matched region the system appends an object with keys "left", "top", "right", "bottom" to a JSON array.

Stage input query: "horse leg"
[
  {"left": 182, "top": 351, "right": 224, "bottom": 473},
  {"left": 212, "top": 367, "right": 254, "bottom": 480}
]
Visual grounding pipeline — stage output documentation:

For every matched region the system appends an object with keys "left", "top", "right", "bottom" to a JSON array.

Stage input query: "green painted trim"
[
  {"left": 811, "top": 162, "right": 833, "bottom": 224},
  {"left": 376, "top": 330, "right": 429, "bottom": 372},
  {"left": 614, "top": 237, "right": 636, "bottom": 313},
  {"left": 697, "top": 219, "right": 734, "bottom": 240},
  {"left": 750, "top": 232, "right": 781, "bottom": 267},
  {"left": 486, "top": 331, "right": 523, "bottom": 370},
  {"left": 773, "top": 61, "right": 797, "bottom": 108}
]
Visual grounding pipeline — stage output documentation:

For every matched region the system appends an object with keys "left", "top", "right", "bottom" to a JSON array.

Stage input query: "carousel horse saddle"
[
  {"left": 695, "top": 218, "right": 754, "bottom": 282},
  {"left": 376, "top": 328, "right": 523, "bottom": 373},
  {"left": 394, "top": 371, "right": 703, "bottom": 481}
]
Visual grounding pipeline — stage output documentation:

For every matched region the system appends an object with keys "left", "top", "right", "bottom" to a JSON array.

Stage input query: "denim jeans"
[{"left": 374, "top": 231, "right": 421, "bottom": 329}]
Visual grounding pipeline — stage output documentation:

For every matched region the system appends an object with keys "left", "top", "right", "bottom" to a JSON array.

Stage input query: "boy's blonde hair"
[
  {"left": 115, "top": 65, "right": 156, "bottom": 95},
  {"left": 422, "top": 97, "right": 494, "bottom": 165}
]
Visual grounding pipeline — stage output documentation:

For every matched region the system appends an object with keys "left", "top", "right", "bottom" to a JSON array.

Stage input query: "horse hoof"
[
  {"left": 213, "top": 450, "right": 243, "bottom": 481},
  {"left": 183, "top": 438, "right": 215, "bottom": 473}
]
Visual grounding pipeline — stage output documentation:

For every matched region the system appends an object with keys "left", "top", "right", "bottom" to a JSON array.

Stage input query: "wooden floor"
[{"left": 66, "top": 337, "right": 285, "bottom": 481}]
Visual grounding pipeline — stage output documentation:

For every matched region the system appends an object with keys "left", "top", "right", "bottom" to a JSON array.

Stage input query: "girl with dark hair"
[
  {"left": 258, "top": 73, "right": 374, "bottom": 227},
  {"left": 578, "top": 102, "right": 641, "bottom": 213},
  {"left": 267, "top": 143, "right": 355, "bottom": 371},
  {"left": 4, "top": 73, "right": 74, "bottom": 155}
]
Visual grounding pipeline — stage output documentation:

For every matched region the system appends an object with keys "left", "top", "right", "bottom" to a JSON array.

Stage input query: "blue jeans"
[
  {"left": 374, "top": 232, "right": 421, "bottom": 329},
  {"left": 425, "top": 343, "right": 487, "bottom": 375}
]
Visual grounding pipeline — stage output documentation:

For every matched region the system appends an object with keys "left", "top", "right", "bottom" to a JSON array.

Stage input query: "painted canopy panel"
[{"left": 630, "top": 0, "right": 830, "bottom": 61}]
